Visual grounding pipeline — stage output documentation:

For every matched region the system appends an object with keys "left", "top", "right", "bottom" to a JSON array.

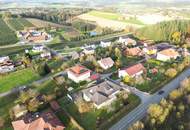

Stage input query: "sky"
[{"left": 1, "top": 0, "right": 190, "bottom": 3}]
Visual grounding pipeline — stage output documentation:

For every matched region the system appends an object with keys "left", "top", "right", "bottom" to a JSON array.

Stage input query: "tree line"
[{"left": 136, "top": 20, "right": 190, "bottom": 45}]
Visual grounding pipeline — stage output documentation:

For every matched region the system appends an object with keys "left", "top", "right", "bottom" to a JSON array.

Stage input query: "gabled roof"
[
  {"left": 69, "top": 65, "right": 90, "bottom": 75},
  {"left": 98, "top": 57, "right": 114, "bottom": 67},
  {"left": 122, "top": 63, "right": 145, "bottom": 76},
  {"left": 125, "top": 47, "right": 142, "bottom": 56},
  {"left": 12, "top": 110, "right": 64, "bottom": 130}
]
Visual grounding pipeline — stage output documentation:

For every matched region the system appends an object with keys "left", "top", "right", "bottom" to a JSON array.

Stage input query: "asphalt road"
[{"left": 109, "top": 68, "right": 190, "bottom": 130}]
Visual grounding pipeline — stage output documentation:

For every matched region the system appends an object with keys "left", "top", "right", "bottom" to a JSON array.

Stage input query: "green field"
[
  {"left": 88, "top": 10, "right": 144, "bottom": 25},
  {"left": 0, "top": 19, "right": 18, "bottom": 45},
  {"left": 7, "top": 18, "right": 34, "bottom": 31},
  {"left": 0, "top": 68, "right": 40, "bottom": 93},
  {"left": 17, "top": 18, "right": 34, "bottom": 27}
]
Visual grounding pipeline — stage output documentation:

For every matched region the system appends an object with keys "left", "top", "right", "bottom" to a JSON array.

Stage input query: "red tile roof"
[
  {"left": 12, "top": 110, "right": 65, "bottom": 130},
  {"left": 124, "top": 63, "right": 145, "bottom": 76},
  {"left": 69, "top": 65, "right": 90, "bottom": 75},
  {"left": 99, "top": 57, "right": 114, "bottom": 67}
]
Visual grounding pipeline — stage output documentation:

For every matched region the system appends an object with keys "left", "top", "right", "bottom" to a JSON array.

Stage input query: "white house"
[
  {"left": 40, "top": 52, "right": 51, "bottom": 59},
  {"left": 118, "top": 36, "right": 137, "bottom": 46},
  {"left": 0, "top": 56, "right": 15, "bottom": 73},
  {"left": 83, "top": 80, "right": 122, "bottom": 109},
  {"left": 98, "top": 57, "right": 114, "bottom": 70},
  {"left": 156, "top": 48, "right": 180, "bottom": 62},
  {"left": 0, "top": 56, "right": 10, "bottom": 63},
  {"left": 100, "top": 40, "right": 111, "bottom": 48},
  {"left": 32, "top": 45, "right": 44, "bottom": 53},
  {"left": 83, "top": 47, "right": 95, "bottom": 55},
  {"left": 67, "top": 65, "right": 91, "bottom": 83},
  {"left": 118, "top": 63, "right": 145, "bottom": 78}
]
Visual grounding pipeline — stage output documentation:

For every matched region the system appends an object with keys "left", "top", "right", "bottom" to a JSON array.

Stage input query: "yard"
[
  {"left": 59, "top": 94, "right": 140, "bottom": 130},
  {"left": 0, "top": 68, "right": 40, "bottom": 93}
]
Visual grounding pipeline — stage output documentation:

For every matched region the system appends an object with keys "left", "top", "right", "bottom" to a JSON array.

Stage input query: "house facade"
[
  {"left": 124, "top": 47, "right": 143, "bottom": 56},
  {"left": 83, "top": 47, "right": 95, "bottom": 55},
  {"left": 98, "top": 57, "right": 114, "bottom": 70},
  {"left": 100, "top": 40, "right": 111, "bottom": 48},
  {"left": 118, "top": 63, "right": 145, "bottom": 78},
  {"left": 67, "top": 65, "right": 91, "bottom": 83},
  {"left": 0, "top": 56, "right": 15, "bottom": 73},
  {"left": 118, "top": 36, "right": 137, "bottom": 46},
  {"left": 157, "top": 48, "right": 180, "bottom": 61}
]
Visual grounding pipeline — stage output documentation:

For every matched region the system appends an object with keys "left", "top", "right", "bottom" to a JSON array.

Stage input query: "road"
[{"left": 109, "top": 68, "right": 190, "bottom": 130}]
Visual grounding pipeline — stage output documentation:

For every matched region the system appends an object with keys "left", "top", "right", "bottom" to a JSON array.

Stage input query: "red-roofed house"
[
  {"left": 98, "top": 57, "right": 114, "bottom": 70},
  {"left": 12, "top": 110, "right": 65, "bottom": 130},
  {"left": 67, "top": 65, "right": 91, "bottom": 83},
  {"left": 118, "top": 63, "right": 146, "bottom": 78}
]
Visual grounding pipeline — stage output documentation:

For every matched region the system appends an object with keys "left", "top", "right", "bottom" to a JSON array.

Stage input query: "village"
[{"left": 1, "top": 28, "right": 190, "bottom": 130}]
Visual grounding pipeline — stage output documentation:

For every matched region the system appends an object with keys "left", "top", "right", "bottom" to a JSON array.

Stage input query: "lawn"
[
  {"left": 88, "top": 10, "right": 144, "bottom": 25},
  {"left": 121, "top": 56, "right": 143, "bottom": 67},
  {"left": 0, "top": 68, "right": 40, "bottom": 93},
  {"left": 59, "top": 94, "right": 140, "bottom": 130}
]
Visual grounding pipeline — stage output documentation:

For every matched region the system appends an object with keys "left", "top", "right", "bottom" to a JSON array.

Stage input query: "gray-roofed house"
[{"left": 82, "top": 80, "right": 122, "bottom": 109}]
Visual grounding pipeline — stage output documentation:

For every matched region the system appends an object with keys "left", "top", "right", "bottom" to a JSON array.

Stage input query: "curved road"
[{"left": 110, "top": 68, "right": 190, "bottom": 130}]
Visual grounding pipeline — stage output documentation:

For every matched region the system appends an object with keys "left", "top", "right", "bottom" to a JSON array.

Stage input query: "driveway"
[{"left": 109, "top": 68, "right": 190, "bottom": 130}]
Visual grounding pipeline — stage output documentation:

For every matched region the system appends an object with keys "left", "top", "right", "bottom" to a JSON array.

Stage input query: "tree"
[
  {"left": 165, "top": 68, "right": 177, "bottom": 78},
  {"left": 172, "top": 31, "right": 181, "bottom": 44},
  {"left": 27, "top": 98, "right": 41, "bottom": 112},
  {"left": 148, "top": 104, "right": 163, "bottom": 120},
  {"left": 115, "top": 58, "right": 122, "bottom": 68},
  {"left": 0, "top": 117, "right": 4, "bottom": 128},
  {"left": 114, "top": 48, "right": 122, "bottom": 59},
  {"left": 128, "top": 121, "right": 144, "bottom": 130},
  {"left": 169, "top": 90, "right": 182, "bottom": 101}
]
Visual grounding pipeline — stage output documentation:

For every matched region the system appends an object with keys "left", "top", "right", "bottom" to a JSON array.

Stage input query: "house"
[
  {"left": 0, "top": 56, "right": 9, "bottom": 63},
  {"left": 156, "top": 48, "right": 180, "bottom": 61},
  {"left": 182, "top": 48, "right": 190, "bottom": 57},
  {"left": 19, "top": 30, "right": 51, "bottom": 43},
  {"left": 12, "top": 110, "right": 64, "bottom": 130},
  {"left": 100, "top": 40, "right": 111, "bottom": 48},
  {"left": 11, "top": 104, "right": 28, "bottom": 119},
  {"left": 124, "top": 47, "right": 143, "bottom": 56},
  {"left": 32, "top": 45, "right": 44, "bottom": 53},
  {"left": 98, "top": 57, "right": 114, "bottom": 70},
  {"left": 83, "top": 80, "right": 122, "bottom": 109},
  {"left": 40, "top": 51, "right": 51, "bottom": 59},
  {"left": 50, "top": 101, "right": 61, "bottom": 112},
  {"left": 83, "top": 47, "right": 95, "bottom": 55},
  {"left": 70, "top": 51, "right": 80, "bottom": 60},
  {"left": 0, "top": 56, "right": 15, "bottom": 73},
  {"left": 67, "top": 65, "right": 91, "bottom": 83},
  {"left": 118, "top": 36, "right": 137, "bottom": 46},
  {"left": 118, "top": 63, "right": 146, "bottom": 78},
  {"left": 143, "top": 46, "right": 157, "bottom": 55}
]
